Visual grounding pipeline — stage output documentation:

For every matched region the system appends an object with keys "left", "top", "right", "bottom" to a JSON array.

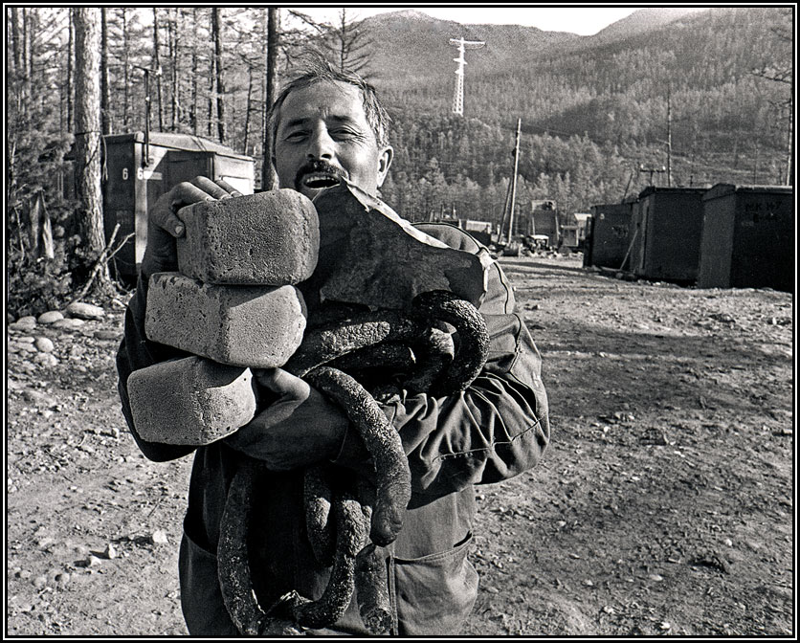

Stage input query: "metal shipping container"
[
  {"left": 102, "top": 131, "right": 255, "bottom": 281},
  {"left": 630, "top": 186, "right": 707, "bottom": 283},
  {"left": 585, "top": 203, "right": 633, "bottom": 269},
  {"left": 697, "top": 184, "right": 794, "bottom": 292}
]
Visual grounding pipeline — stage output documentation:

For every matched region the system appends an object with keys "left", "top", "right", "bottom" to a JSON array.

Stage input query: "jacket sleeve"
[
  {"left": 116, "top": 274, "right": 198, "bottom": 462},
  {"left": 332, "top": 224, "right": 550, "bottom": 498}
]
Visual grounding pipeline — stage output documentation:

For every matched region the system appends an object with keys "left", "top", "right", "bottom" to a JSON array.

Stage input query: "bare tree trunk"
[
  {"left": 67, "top": 10, "right": 73, "bottom": 133},
  {"left": 22, "top": 9, "right": 31, "bottom": 111},
  {"left": 122, "top": 8, "right": 130, "bottom": 132},
  {"left": 8, "top": 9, "right": 21, "bottom": 201},
  {"left": 786, "top": 92, "right": 794, "bottom": 186},
  {"left": 10, "top": 7, "right": 23, "bottom": 114},
  {"left": 207, "top": 9, "right": 215, "bottom": 139},
  {"left": 190, "top": 7, "right": 198, "bottom": 135},
  {"left": 207, "top": 45, "right": 215, "bottom": 138},
  {"left": 152, "top": 8, "right": 164, "bottom": 131},
  {"left": 11, "top": 8, "right": 21, "bottom": 73},
  {"left": 339, "top": 9, "right": 347, "bottom": 72},
  {"left": 243, "top": 64, "right": 253, "bottom": 154},
  {"left": 169, "top": 8, "right": 179, "bottom": 131},
  {"left": 212, "top": 8, "right": 225, "bottom": 144},
  {"left": 74, "top": 7, "right": 111, "bottom": 290},
  {"left": 328, "top": 8, "right": 372, "bottom": 76},
  {"left": 262, "top": 7, "right": 280, "bottom": 190},
  {"left": 100, "top": 8, "right": 111, "bottom": 134}
]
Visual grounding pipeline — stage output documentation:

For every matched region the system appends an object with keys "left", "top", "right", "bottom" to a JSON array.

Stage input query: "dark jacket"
[{"left": 116, "top": 222, "right": 550, "bottom": 636}]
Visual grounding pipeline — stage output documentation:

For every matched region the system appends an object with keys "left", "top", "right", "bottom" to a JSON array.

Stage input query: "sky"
[{"left": 287, "top": 5, "right": 647, "bottom": 36}]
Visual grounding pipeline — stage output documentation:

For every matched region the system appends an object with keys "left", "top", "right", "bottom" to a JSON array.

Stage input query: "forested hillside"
[
  {"left": 7, "top": 7, "right": 793, "bottom": 305},
  {"left": 366, "top": 7, "right": 793, "bottom": 222}
]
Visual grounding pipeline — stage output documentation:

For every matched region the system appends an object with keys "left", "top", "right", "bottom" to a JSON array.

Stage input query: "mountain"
[
  {"left": 582, "top": 7, "right": 710, "bottom": 46},
  {"left": 362, "top": 7, "right": 707, "bottom": 84},
  {"left": 351, "top": 6, "right": 792, "bottom": 216},
  {"left": 359, "top": 7, "right": 791, "bottom": 141},
  {"left": 363, "top": 9, "right": 579, "bottom": 84}
]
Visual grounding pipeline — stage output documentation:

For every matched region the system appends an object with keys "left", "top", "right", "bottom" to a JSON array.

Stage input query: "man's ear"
[{"left": 376, "top": 146, "right": 394, "bottom": 188}]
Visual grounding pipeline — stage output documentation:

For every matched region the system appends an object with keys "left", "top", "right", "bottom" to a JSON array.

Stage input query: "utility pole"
[
  {"left": 666, "top": 85, "right": 672, "bottom": 187},
  {"left": 753, "top": 141, "right": 759, "bottom": 184},
  {"left": 639, "top": 164, "right": 666, "bottom": 186},
  {"left": 506, "top": 118, "right": 522, "bottom": 243},
  {"left": 497, "top": 179, "right": 512, "bottom": 245},
  {"left": 448, "top": 37, "right": 485, "bottom": 116}
]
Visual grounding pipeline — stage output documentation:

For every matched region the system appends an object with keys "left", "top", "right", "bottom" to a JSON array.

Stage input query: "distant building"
[
  {"left": 526, "top": 200, "right": 560, "bottom": 248},
  {"left": 584, "top": 203, "right": 634, "bottom": 269},
  {"left": 458, "top": 219, "right": 493, "bottom": 246},
  {"left": 697, "top": 184, "right": 793, "bottom": 292},
  {"left": 560, "top": 212, "right": 592, "bottom": 249},
  {"left": 630, "top": 186, "right": 707, "bottom": 283}
]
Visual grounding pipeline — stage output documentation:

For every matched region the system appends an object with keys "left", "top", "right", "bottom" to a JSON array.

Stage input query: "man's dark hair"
[{"left": 268, "top": 58, "right": 392, "bottom": 157}]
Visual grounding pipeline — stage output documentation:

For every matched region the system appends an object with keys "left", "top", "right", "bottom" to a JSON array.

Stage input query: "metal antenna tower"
[{"left": 449, "top": 37, "right": 485, "bottom": 116}]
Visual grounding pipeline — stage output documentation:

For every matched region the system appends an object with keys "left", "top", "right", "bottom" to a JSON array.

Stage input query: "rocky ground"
[{"left": 6, "top": 253, "right": 795, "bottom": 637}]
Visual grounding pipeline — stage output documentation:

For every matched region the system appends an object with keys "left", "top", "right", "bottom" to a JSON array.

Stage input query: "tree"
[
  {"left": 65, "top": 9, "right": 73, "bottom": 133},
  {"left": 9, "top": 8, "right": 25, "bottom": 115},
  {"left": 100, "top": 8, "right": 111, "bottom": 134},
  {"left": 212, "top": 8, "right": 226, "bottom": 143},
  {"left": 189, "top": 7, "right": 199, "bottom": 134},
  {"left": 326, "top": 9, "right": 373, "bottom": 75},
  {"left": 119, "top": 8, "right": 132, "bottom": 131},
  {"left": 262, "top": 7, "right": 280, "bottom": 190},
  {"left": 751, "top": 17, "right": 793, "bottom": 185},
  {"left": 73, "top": 7, "right": 112, "bottom": 292},
  {"left": 151, "top": 8, "right": 164, "bottom": 131},
  {"left": 168, "top": 8, "right": 179, "bottom": 131}
]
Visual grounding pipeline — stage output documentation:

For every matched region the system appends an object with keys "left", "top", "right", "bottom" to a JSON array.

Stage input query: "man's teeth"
[{"left": 303, "top": 173, "right": 340, "bottom": 188}]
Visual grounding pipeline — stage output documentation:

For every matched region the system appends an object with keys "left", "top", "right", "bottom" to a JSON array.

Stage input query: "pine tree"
[{"left": 73, "top": 7, "right": 112, "bottom": 293}]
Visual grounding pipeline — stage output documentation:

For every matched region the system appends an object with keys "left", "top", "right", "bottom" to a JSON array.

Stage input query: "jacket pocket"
[
  {"left": 391, "top": 532, "right": 478, "bottom": 636},
  {"left": 179, "top": 521, "right": 241, "bottom": 636}
]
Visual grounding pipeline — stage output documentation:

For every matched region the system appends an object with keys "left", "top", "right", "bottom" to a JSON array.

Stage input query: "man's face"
[{"left": 273, "top": 80, "right": 393, "bottom": 200}]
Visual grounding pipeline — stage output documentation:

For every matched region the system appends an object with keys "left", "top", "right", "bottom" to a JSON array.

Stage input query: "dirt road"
[{"left": 6, "top": 254, "right": 794, "bottom": 636}]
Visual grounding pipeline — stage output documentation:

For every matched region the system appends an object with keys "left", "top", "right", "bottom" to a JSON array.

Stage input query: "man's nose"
[{"left": 307, "top": 128, "right": 335, "bottom": 160}]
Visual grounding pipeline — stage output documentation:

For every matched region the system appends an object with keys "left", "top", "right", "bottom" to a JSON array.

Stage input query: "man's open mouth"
[{"left": 301, "top": 172, "right": 342, "bottom": 189}]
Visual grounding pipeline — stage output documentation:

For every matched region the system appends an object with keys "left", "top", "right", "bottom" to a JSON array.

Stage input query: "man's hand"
[
  {"left": 224, "top": 368, "right": 351, "bottom": 471},
  {"left": 140, "top": 176, "right": 242, "bottom": 277}
]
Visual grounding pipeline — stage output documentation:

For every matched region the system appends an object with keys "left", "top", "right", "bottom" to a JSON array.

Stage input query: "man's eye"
[
  {"left": 331, "top": 129, "right": 358, "bottom": 140},
  {"left": 285, "top": 131, "right": 308, "bottom": 141}
]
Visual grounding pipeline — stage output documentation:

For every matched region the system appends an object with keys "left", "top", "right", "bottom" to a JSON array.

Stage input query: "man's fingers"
[
  {"left": 256, "top": 368, "right": 310, "bottom": 400},
  {"left": 158, "top": 177, "right": 245, "bottom": 238},
  {"left": 170, "top": 182, "right": 217, "bottom": 212},
  {"left": 191, "top": 175, "right": 240, "bottom": 200},
  {"left": 214, "top": 178, "right": 244, "bottom": 198},
  {"left": 162, "top": 212, "right": 185, "bottom": 238}
]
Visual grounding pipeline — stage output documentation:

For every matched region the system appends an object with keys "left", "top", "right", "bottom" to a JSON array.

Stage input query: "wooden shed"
[
  {"left": 584, "top": 202, "right": 633, "bottom": 269},
  {"left": 559, "top": 213, "right": 592, "bottom": 249},
  {"left": 101, "top": 132, "right": 255, "bottom": 281},
  {"left": 629, "top": 186, "right": 707, "bottom": 283},
  {"left": 697, "top": 184, "right": 794, "bottom": 292},
  {"left": 526, "top": 200, "right": 560, "bottom": 248}
]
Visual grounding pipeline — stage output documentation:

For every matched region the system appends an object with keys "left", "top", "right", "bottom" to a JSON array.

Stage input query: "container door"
[{"left": 101, "top": 141, "right": 137, "bottom": 279}]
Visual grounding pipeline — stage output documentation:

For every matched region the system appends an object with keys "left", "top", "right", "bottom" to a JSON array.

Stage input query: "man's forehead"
[{"left": 278, "top": 81, "right": 367, "bottom": 126}]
